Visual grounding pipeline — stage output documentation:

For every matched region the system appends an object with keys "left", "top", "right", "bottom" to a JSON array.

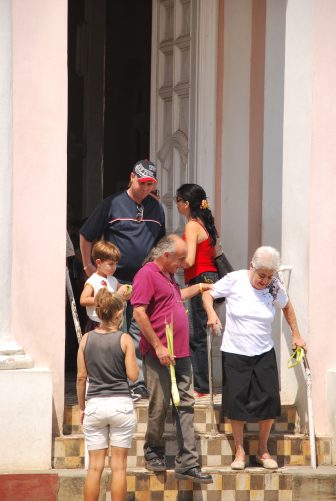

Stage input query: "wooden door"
[
  {"left": 150, "top": 0, "right": 196, "bottom": 233},
  {"left": 150, "top": 0, "right": 218, "bottom": 233}
]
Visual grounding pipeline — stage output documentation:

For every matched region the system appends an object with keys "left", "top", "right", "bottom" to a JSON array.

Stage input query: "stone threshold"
[{"left": 1, "top": 466, "right": 335, "bottom": 501}]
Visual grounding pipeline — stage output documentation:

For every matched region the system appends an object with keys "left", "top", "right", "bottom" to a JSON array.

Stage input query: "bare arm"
[
  {"left": 180, "top": 282, "right": 213, "bottom": 300},
  {"left": 79, "top": 283, "right": 95, "bottom": 307},
  {"left": 183, "top": 221, "right": 199, "bottom": 268},
  {"left": 282, "top": 300, "right": 307, "bottom": 350},
  {"left": 79, "top": 234, "right": 96, "bottom": 277},
  {"left": 202, "top": 291, "right": 223, "bottom": 334},
  {"left": 121, "top": 333, "right": 139, "bottom": 382},
  {"left": 76, "top": 335, "right": 88, "bottom": 424},
  {"left": 133, "top": 305, "right": 174, "bottom": 365}
]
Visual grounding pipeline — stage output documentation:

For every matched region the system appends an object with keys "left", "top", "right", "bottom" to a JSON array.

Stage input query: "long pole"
[
  {"left": 66, "top": 267, "right": 82, "bottom": 343},
  {"left": 65, "top": 267, "right": 87, "bottom": 466},
  {"left": 303, "top": 354, "right": 317, "bottom": 469}
]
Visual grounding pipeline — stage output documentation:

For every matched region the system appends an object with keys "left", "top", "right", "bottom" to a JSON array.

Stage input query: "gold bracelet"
[
  {"left": 83, "top": 264, "right": 91, "bottom": 270},
  {"left": 199, "top": 283, "right": 204, "bottom": 294}
]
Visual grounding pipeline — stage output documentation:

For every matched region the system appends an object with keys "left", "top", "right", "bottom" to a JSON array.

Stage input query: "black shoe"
[
  {"left": 145, "top": 457, "right": 167, "bottom": 472},
  {"left": 131, "top": 383, "right": 149, "bottom": 399},
  {"left": 175, "top": 467, "right": 213, "bottom": 484}
]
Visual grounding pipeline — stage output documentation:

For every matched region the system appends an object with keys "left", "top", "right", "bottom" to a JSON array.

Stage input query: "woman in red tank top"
[{"left": 176, "top": 184, "right": 219, "bottom": 397}]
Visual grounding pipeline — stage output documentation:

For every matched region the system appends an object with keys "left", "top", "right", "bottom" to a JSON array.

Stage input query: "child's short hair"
[
  {"left": 95, "top": 288, "right": 124, "bottom": 322},
  {"left": 92, "top": 240, "right": 121, "bottom": 263}
]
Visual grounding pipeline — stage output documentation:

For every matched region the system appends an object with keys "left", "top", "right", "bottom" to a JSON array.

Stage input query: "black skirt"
[{"left": 221, "top": 348, "right": 280, "bottom": 421}]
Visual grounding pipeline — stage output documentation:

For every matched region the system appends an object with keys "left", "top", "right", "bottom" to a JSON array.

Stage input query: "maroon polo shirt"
[{"left": 131, "top": 262, "right": 190, "bottom": 359}]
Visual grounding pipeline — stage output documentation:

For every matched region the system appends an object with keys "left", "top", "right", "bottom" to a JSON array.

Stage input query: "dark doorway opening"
[
  {"left": 104, "top": 2, "right": 153, "bottom": 196},
  {"left": 66, "top": 0, "right": 152, "bottom": 377}
]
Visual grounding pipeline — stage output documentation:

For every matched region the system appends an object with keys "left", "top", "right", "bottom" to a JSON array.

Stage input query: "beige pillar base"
[
  {"left": 0, "top": 354, "right": 33, "bottom": 370},
  {"left": 0, "top": 340, "right": 33, "bottom": 370},
  {"left": 0, "top": 368, "right": 52, "bottom": 468},
  {"left": 327, "top": 370, "right": 336, "bottom": 465}
]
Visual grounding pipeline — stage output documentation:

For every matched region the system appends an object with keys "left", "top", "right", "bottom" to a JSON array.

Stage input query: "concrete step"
[
  {"left": 2, "top": 467, "right": 336, "bottom": 501},
  {"left": 53, "top": 431, "right": 332, "bottom": 470},
  {"left": 63, "top": 398, "right": 301, "bottom": 436},
  {"left": 124, "top": 466, "right": 336, "bottom": 501}
]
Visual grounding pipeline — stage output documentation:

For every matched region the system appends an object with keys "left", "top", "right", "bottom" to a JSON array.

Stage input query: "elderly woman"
[{"left": 202, "top": 246, "right": 306, "bottom": 470}]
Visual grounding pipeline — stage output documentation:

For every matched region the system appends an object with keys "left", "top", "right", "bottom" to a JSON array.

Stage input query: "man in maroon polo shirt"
[{"left": 131, "top": 234, "right": 213, "bottom": 484}]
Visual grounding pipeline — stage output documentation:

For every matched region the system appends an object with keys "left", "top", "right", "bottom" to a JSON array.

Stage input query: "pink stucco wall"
[
  {"left": 7, "top": 0, "right": 336, "bottom": 442},
  {"left": 11, "top": 0, "right": 68, "bottom": 434},
  {"left": 309, "top": 1, "right": 336, "bottom": 434}
]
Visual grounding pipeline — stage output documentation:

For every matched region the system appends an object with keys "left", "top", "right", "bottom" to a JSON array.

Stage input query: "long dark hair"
[{"left": 176, "top": 184, "right": 218, "bottom": 246}]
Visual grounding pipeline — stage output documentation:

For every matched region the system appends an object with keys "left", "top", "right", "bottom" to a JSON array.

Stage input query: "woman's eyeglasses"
[
  {"left": 252, "top": 266, "right": 275, "bottom": 282},
  {"left": 175, "top": 196, "right": 184, "bottom": 203},
  {"left": 135, "top": 204, "right": 144, "bottom": 223}
]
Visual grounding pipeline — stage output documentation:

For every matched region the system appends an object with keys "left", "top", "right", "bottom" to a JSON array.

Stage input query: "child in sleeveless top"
[
  {"left": 80, "top": 240, "right": 132, "bottom": 332},
  {"left": 77, "top": 288, "right": 138, "bottom": 501}
]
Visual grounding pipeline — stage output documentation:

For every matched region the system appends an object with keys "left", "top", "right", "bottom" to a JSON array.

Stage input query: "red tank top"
[{"left": 183, "top": 223, "right": 217, "bottom": 284}]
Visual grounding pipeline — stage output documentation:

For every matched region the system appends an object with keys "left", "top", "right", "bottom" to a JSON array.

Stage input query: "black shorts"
[{"left": 221, "top": 348, "right": 280, "bottom": 421}]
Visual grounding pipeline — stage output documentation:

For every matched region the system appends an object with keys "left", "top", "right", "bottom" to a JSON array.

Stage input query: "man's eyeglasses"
[{"left": 136, "top": 204, "right": 144, "bottom": 223}]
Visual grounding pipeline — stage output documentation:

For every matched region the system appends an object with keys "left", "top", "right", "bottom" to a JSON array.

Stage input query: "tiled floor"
[
  {"left": 125, "top": 470, "right": 294, "bottom": 501},
  {"left": 60, "top": 372, "right": 333, "bottom": 500},
  {"left": 64, "top": 372, "right": 78, "bottom": 406}
]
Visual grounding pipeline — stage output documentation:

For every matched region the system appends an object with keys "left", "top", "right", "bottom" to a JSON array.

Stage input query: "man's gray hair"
[
  {"left": 143, "top": 234, "right": 178, "bottom": 263},
  {"left": 251, "top": 246, "right": 281, "bottom": 272}
]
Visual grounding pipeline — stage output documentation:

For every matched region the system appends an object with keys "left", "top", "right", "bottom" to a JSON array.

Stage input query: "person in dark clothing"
[
  {"left": 176, "top": 183, "right": 219, "bottom": 397},
  {"left": 80, "top": 160, "right": 166, "bottom": 397}
]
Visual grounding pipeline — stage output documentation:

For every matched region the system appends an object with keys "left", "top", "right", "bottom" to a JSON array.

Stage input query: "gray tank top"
[{"left": 84, "top": 330, "right": 130, "bottom": 399}]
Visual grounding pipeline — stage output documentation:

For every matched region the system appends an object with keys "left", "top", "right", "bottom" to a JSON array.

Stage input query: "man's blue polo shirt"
[{"left": 80, "top": 191, "right": 166, "bottom": 282}]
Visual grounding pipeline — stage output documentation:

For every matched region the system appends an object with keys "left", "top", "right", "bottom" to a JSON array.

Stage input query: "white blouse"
[{"left": 210, "top": 270, "right": 288, "bottom": 356}]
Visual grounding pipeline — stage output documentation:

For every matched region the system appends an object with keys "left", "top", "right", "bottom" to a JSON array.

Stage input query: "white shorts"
[{"left": 83, "top": 396, "right": 136, "bottom": 450}]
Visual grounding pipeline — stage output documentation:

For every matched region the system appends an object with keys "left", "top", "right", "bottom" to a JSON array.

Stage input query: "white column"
[
  {"left": 261, "top": 0, "right": 286, "bottom": 375},
  {"left": 262, "top": 0, "right": 286, "bottom": 249},
  {"left": 221, "top": 0, "right": 252, "bottom": 268},
  {"left": 279, "top": 0, "right": 313, "bottom": 404},
  {"left": 192, "top": 0, "right": 218, "bottom": 199},
  {"left": 0, "top": 0, "right": 32, "bottom": 370}
]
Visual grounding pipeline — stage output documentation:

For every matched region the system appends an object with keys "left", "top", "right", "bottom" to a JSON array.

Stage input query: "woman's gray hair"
[
  {"left": 251, "top": 246, "right": 281, "bottom": 272},
  {"left": 143, "top": 234, "right": 178, "bottom": 263}
]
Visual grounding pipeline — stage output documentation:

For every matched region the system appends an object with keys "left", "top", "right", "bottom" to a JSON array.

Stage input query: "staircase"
[{"left": 52, "top": 395, "right": 335, "bottom": 500}]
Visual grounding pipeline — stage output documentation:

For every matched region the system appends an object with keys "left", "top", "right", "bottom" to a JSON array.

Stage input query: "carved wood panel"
[{"left": 151, "top": 0, "right": 196, "bottom": 233}]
